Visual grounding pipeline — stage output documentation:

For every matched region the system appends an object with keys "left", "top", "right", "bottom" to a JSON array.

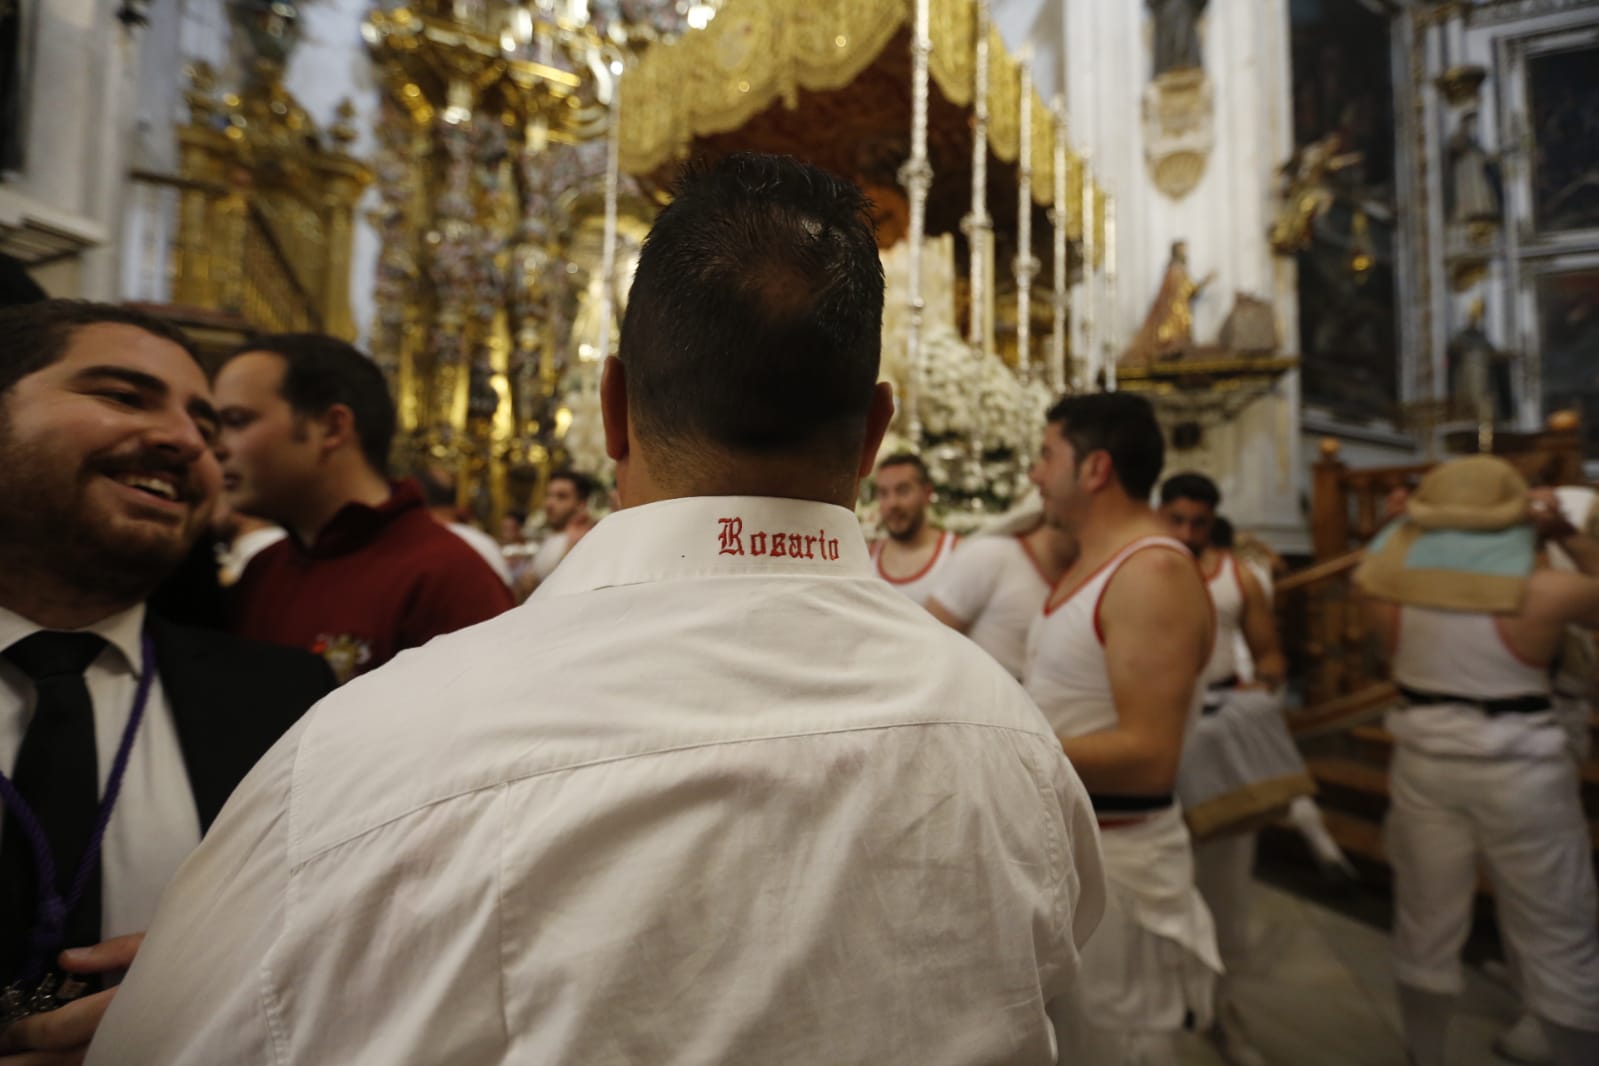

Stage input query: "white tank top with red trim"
[
  {"left": 1203, "top": 553, "right": 1244, "bottom": 685},
  {"left": 1024, "top": 535, "right": 1202, "bottom": 741},
  {"left": 1388, "top": 605, "right": 1561, "bottom": 759},
  {"left": 871, "top": 530, "right": 959, "bottom": 606}
]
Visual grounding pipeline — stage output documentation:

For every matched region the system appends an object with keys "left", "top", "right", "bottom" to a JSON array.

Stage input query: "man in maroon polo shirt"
[{"left": 215, "top": 334, "right": 512, "bottom": 683}]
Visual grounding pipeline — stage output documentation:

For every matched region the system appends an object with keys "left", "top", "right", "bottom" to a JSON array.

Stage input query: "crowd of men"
[{"left": 0, "top": 152, "right": 1595, "bottom": 1065}]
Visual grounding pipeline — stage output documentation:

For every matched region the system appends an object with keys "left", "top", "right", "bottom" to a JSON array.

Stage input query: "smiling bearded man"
[{"left": 0, "top": 301, "right": 332, "bottom": 1063}]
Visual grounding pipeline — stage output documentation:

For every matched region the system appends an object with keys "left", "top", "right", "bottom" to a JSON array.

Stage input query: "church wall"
[
  {"left": 1065, "top": 0, "right": 1307, "bottom": 551},
  {"left": 0, "top": 0, "right": 142, "bottom": 299}
]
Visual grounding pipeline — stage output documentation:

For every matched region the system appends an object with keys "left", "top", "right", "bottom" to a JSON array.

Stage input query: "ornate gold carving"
[
  {"left": 1434, "top": 64, "right": 1487, "bottom": 107},
  {"left": 1141, "top": 68, "right": 1213, "bottom": 200},
  {"left": 167, "top": 50, "right": 372, "bottom": 339}
]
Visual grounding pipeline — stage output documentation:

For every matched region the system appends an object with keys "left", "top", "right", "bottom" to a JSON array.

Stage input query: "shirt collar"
[
  {"left": 294, "top": 479, "right": 425, "bottom": 559},
  {"left": 0, "top": 601, "right": 149, "bottom": 677},
  {"left": 535, "top": 495, "right": 871, "bottom": 596}
]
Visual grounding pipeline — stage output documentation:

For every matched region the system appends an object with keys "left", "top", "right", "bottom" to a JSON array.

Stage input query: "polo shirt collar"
[
  {"left": 536, "top": 495, "right": 871, "bottom": 596},
  {"left": 296, "top": 479, "right": 425, "bottom": 559}
]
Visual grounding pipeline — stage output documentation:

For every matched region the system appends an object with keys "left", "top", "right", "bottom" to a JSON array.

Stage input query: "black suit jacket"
[{"left": 148, "top": 618, "right": 335, "bottom": 832}]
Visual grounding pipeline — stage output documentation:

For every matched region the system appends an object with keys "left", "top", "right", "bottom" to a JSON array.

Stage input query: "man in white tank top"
[
  {"left": 926, "top": 516, "right": 1076, "bottom": 679},
  {"left": 870, "top": 453, "right": 958, "bottom": 604},
  {"left": 1359, "top": 458, "right": 1599, "bottom": 1066},
  {"left": 1023, "top": 393, "right": 1221, "bottom": 1065},
  {"left": 1160, "top": 473, "right": 1314, "bottom": 1066}
]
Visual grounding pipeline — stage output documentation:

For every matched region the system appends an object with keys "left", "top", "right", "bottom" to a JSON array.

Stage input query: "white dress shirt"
[
  {"left": 90, "top": 495, "right": 1104, "bottom": 1066},
  {"left": 0, "top": 603, "right": 200, "bottom": 944}
]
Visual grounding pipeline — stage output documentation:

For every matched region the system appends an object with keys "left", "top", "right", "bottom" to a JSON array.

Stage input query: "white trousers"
[
  {"left": 1193, "top": 831, "right": 1257, "bottom": 975},
  {"left": 1385, "top": 746, "right": 1599, "bottom": 1032}
]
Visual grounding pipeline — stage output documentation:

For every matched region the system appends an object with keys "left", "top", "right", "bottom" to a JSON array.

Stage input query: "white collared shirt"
[
  {"left": 91, "top": 495, "right": 1104, "bottom": 1066},
  {"left": 0, "top": 603, "right": 200, "bottom": 945}
]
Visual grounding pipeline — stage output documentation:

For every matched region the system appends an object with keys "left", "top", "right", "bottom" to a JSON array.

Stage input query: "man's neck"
[
  {"left": 1023, "top": 525, "right": 1076, "bottom": 584},
  {"left": 1073, "top": 494, "right": 1165, "bottom": 569},
  {"left": 0, "top": 561, "right": 143, "bottom": 630},
  {"left": 1196, "top": 544, "right": 1220, "bottom": 573},
  {"left": 290, "top": 466, "right": 392, "bottom": 547}
]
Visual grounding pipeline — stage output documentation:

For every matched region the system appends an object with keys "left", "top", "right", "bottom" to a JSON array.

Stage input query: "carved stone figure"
[
  {"left": 1445, "top": 110, "right": 1500, "bottom": 225},
  {"left": 1149, "top": 0, "right": 1208, "bottom": 77},
  {"left": 1447, "top": 300, "right": 1514, "bottom": 426},
  {"left": 1122, "top": 240, "right": 1214, "bottom": 368}
]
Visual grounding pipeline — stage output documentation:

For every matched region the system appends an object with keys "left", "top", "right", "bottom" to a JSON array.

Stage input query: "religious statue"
[
  {"left": 1122, "top": 240, "right": 1215, "bottom": 368},
  {"left": 1270, "top": 131, "right": 1364, "bottom": 255},
  {"left": 1149, "top": 0, "right": 1208, "bottom": 77},
  {"left": 1446, "top": 299, "right": 1514, "bottom": 427},
  {"left": 1445, "top": 110, "right": 1501, "bottom": 227}
]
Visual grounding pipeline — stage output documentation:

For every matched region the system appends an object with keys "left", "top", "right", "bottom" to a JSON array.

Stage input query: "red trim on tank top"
[
  {"left": 1016, "top": 534, "right": 1053, "bottom": 584},
  {"left": 875, "top": 530, "right": 953, "bottom": 585}
]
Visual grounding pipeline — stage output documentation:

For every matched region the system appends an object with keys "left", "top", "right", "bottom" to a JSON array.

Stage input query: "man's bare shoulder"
[
  {"left": 1114, "top": 541, "right": 1204, "bottom": 593},
  {"left": 1526, "top": 567, "right": 1599, "bottom": 622}
]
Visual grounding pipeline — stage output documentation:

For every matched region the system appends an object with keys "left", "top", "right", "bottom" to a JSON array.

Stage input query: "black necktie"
[{"left": 1, "top": 632, "right": 106, "bottom": 982}]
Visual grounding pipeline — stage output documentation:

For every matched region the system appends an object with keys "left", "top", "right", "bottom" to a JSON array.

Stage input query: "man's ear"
[
  {"left": 316, "top": 404, "right": 359, "bottom": 460},
  {"left": 1082, "top": 450, "right": 1114, "bottom": 493},
  {"left": 856, "top": 381, "right": 896, "bottom": 480},
  {"left": 601, "top": 357, "right": 629, "bottom": 463}
]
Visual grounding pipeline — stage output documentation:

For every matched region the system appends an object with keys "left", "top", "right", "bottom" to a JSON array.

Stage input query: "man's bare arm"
[
  {"left": 1529, "top": 569, "right": 1599, "bottom": 631},
  {"left": 1236, "top": 562, "right": 1287, "bottom": 687},
  {"left": 1060, "top": 548, "right": 1209, "bottom": 795},
  {"left": 924, "top": 597, "right": 971, "bottom": 634}
]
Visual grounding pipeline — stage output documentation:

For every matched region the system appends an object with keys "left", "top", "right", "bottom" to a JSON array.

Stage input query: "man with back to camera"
[
  {"left": 88, "top": 153, "right": 1106, "bottom": 1066},
  {"left": 0, "top": 301, "right": 331, "bottom": 1063},
  {"left": 1023, "top": 392, "right": 1221, "bottom": 1065},
  {"left": 871, "top": 452, "right": 960, "bottom": 604},
  {"left": 1356, "top": 457, "right": 1599, "bottom": 1066},
  {"left": 213, "top": 333, "right": 513, "bottom": 683}
]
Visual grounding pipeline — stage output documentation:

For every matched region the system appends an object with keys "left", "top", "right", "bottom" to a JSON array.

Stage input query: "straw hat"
[{"left": 1405, "top": 455, "right": 1528, "bottom": 532}]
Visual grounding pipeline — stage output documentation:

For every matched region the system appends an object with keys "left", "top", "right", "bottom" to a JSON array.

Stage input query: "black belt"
[
  {"left": 1090, "top": 792, "right": 1174, "bottom": 814},
  {"left": 1398, "top": 685, "right": 1553, "bottom": 715},
  {"left": 1201, "top": 677, "right": 1238, "bottom": 715}
]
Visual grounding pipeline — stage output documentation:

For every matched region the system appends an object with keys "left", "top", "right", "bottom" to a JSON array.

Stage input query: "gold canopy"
[{"left": 617, "top": 0, "right": 1068, "bottom": 209}]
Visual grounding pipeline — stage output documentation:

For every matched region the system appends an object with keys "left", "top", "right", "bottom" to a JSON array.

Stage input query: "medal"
[{"left": 0, "top": 970, "right": 89, "bottom": 1029}]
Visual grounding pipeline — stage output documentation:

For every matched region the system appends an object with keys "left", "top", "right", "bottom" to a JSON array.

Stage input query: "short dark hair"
[
  {"left": 414, "top": 465, "right": 457, "bottom": 509},
  {"left": 876, "top": 452, "right": 929, "bottom": 485},
  {"left": 547, "top": 468, "right": 596, "bottom": 503},
  {"left": 1160, "top": 471, "right": 1221, "bottom": 509},
  {"left": 0, "top": 299, "right": 199, "bottom": 398},
  {"left": 227, "top": 333, "right": 395, "bottom": 475},
  {"left": 618, "top": 153, "right": 884, "bottom": 469},
  {"left": 1211, "top": 515, "right": 1236, "bottom": 549},
  {"left": 1045, "top": 392, "right": 1165, "bottom": 501}
]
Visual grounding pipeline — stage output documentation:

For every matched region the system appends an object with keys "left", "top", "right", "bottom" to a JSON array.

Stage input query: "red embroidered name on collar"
[{"left": 716, "top": 517, "right": 841, "bottom": 561}]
